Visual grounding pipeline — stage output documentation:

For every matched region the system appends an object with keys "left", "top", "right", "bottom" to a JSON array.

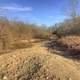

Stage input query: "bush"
[
  {"left": 0, "top": 17, "right": 49, "bottom": 51},
  {"left": 51, "top": 16, "right": 80, "bottom": 36}
]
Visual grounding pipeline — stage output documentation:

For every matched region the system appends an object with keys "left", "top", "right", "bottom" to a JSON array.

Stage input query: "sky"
[{"left": 0, "top": 0, "right": 80, "bottom": 26}]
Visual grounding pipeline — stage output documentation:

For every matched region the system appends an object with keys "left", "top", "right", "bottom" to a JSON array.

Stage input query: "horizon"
[{"left": 0, "top": 0, "right": 80, "bottom": 26}]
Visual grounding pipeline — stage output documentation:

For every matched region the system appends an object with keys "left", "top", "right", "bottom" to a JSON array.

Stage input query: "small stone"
[
  {"left": 69, "top": 77, "right": 72, "bottom": 80},
  {"left": 1, "top": 65, "right": 5, "bottom": 67},
  {"left": 46, "top": 76, "right": 49, "bottom": 79},
  {"left": 12, "top": 55, "right": 16, "bottom": 58},
  {"left": 3, "top": 76, "right": 7, "bottom": 80}
]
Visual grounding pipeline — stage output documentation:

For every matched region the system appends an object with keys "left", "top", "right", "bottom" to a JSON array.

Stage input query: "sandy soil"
[{"left": 0, "top": 42, "right": 80, "bottom": 80}]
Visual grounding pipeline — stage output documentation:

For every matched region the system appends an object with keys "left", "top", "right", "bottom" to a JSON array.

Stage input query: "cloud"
[
  {"left": 0, "top": 6, "right": 33, "bottom": 12},
  {"left": 48, "top": 16, "right": 54, "bottom": 19}
]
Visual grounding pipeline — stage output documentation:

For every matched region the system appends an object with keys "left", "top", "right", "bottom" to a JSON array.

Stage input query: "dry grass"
[
  {"left": 0, "top": 18, "right": 49, "bottom": 53},
  {"left": 11, "top": 40, "right": 32, "bottom": 50}
]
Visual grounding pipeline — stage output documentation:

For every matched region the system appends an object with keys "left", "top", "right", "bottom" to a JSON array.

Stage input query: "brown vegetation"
[
  {"left": 51, "top": 17, "right": 80, "bottom": 36},
  {"left": 49, "top": 16, "right": 80, "bottom": 56},
  {"left": 0, "top": 17, "right": 49, "bottom": 53},
  {"left": 57, "top": 36, "right": 80, "bottom": 56}
]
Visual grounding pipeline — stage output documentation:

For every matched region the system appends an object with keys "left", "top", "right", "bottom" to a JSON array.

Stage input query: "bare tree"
[
  {"left": 70, "top": 0, "right": 79, "bottom": 18},
  {"left": 63, "top": 0, "right": 79, "bottom": 18}
]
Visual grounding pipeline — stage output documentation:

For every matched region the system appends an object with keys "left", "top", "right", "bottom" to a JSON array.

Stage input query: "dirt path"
[{"left": 0, "top": 42, "right": 80, "bottom": 80}]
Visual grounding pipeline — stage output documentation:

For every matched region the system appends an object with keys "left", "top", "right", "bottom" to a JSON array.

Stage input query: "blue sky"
[{"left": 0, "top": 0, "right": 80, "bottom": 26}]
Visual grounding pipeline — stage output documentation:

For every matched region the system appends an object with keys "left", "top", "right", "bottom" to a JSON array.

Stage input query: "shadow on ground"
[{"left": 44, "top": 41, "right": 80, "bottom": 60}]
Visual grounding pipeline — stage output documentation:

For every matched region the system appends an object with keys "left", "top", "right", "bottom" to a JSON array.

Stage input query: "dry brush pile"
[{"left": 57, "top": 36, "right": 80, "bottom": 56}]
